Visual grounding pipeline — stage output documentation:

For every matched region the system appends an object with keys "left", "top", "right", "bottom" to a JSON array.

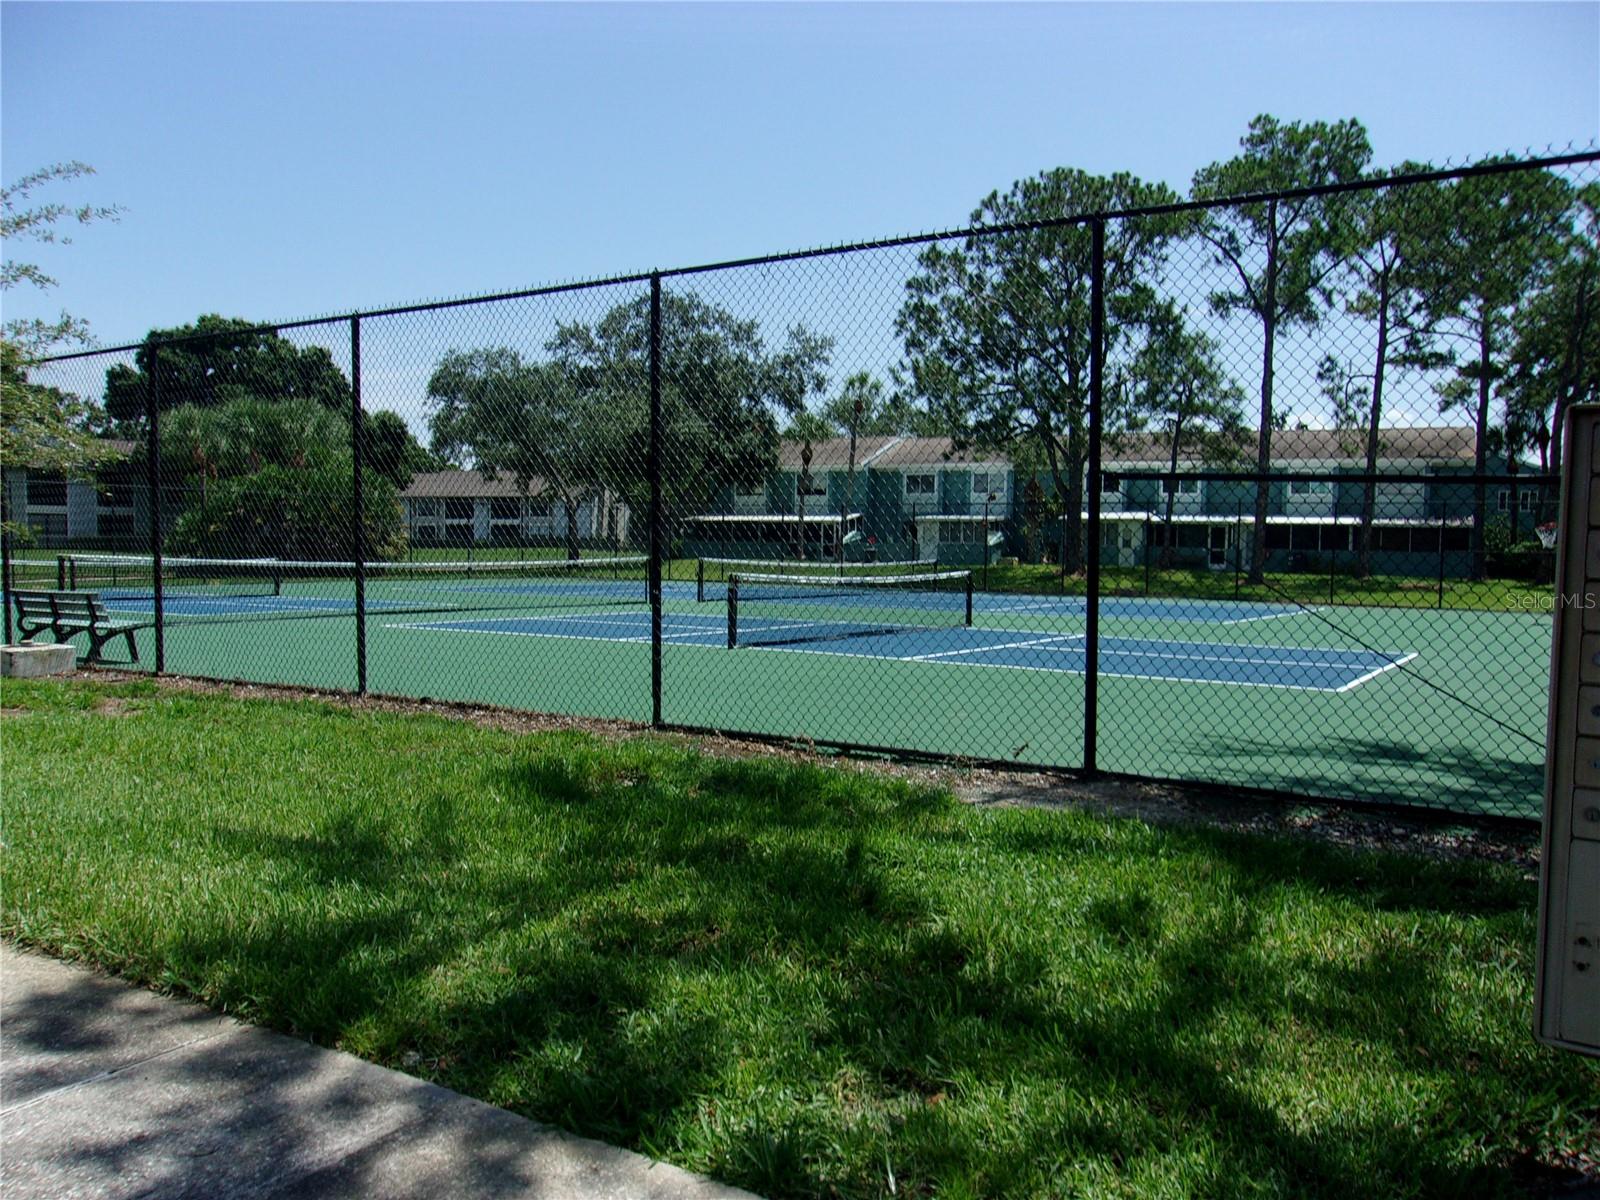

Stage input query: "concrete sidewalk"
[{"left": 1, "top": 945, "right": 758, "bottom": 1200}]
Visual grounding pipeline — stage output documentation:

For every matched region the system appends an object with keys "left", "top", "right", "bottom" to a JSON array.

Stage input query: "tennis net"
[
  {"left": 56, "top": 554, "right": 650, "bottom": 620},
  {"left": 726, "top": 569, "right": 973, "bottom": 648},
  {"left": 697, "top": 556, "right": 938, "bottom": 602}
]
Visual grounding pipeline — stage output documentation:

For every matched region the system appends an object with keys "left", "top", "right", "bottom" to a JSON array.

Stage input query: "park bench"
[{"left": 10, "top": 589, "right": 153, "bottom": 665}]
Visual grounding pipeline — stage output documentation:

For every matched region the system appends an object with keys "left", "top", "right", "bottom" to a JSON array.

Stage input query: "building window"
[
  {"left": 526, "top": 498, "right": 552, "bottom": 519},
  {"left": 1160, "top": 478, "right": 1199, "bottom": 496},
  {"left": 938, "top": 521, "right": 979, "bottom": 545},
  {"left": 1496, "top": 489, "right": 1536, "bottom": 512},
  {"left": 489, "top": 498, "right": 521, "bottom": 521},
  {"left": 1288, "top": 479, "right": 1331, "bottom": 496},
  {"left": 98, "top": 480, "right": 137, "bottom": 508},
  {"left": 971, "top": 470, "right": 1001, "bottom": 498},
  {"left": 905, "top": 473, "right": 935, "bottom": 497},
  {"left": 410, "top": 499, "right": 441, "bottom": 521},
  {"left": 27, "top": 475, "right": 67, "bottom": 507},
  {"left": 1100, "top": 473, "right": 1121, "bottom": 495},
  {"left": 444, "top": 498, "right": 474, "bottom": 522},
  {"left": 798, "top": 476, "right": 827, "bottom": 498}
]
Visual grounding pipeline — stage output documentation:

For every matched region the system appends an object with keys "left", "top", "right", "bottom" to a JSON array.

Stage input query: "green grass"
[{"left": 2, "top": 677, "right": 1593, "bottom": 1198}]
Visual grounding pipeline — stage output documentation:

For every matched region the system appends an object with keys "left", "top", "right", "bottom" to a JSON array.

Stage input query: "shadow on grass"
[{"left": 8, "top": 721, "right": 1593, "bottom": 1199}]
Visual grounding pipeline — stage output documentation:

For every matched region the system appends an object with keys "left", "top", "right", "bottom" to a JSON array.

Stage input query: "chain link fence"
[{"left": 6, "top": 150, "right": 1597, "bottom": 823}]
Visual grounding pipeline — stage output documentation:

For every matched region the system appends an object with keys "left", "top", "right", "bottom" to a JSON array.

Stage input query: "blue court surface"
[{"left": 387, "top": 609, "right": 1415, "bottom": 693}]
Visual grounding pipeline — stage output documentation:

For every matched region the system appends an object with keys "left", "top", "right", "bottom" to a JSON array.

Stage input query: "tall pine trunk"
[
  {"left": 1470, "top": 316, "right": 1491, "bottom": 583},
  {"left": 1358, "top": 269, "right": 1391, "bottom": 579},
  {"left": 1249, "top": 204, "right": 1279, "bottom": 586},
  {"left": 1161, "top": 410, "right": 1185, "bottom": 570}
]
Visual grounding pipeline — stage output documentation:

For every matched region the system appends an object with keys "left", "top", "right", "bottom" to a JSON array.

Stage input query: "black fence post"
[
  {"left": 1083, "top": 217, "right": 1105, "bottom": 778},
  {"left": 649, "top": 272, "right": 664, "bottom": 728},
  {"left": 351, "top": 316, "right": 367, "bottom": 696},
  {"left": 1, "top": 484, "right": 13, "bottom": 645},
  {"left": 147, "top": 344, "right": 164, "bottom": 673}
]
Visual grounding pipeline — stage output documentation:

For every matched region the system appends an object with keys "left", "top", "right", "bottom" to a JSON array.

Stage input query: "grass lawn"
[{"left": 2, "top": 677, "right": 1594, "bottom": 1198}]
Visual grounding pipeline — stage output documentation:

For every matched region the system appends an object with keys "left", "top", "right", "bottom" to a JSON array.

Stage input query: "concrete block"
[{"left": 1, "top": 642, "right": 75, "bottom": 677}]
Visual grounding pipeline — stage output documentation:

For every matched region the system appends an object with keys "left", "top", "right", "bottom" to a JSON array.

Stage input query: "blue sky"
[{"left": 3, "top": 1, "right": 1597, "bottom": 351}]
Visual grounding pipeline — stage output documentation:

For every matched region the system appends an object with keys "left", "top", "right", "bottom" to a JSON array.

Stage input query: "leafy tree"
[
  {"left": 1, "top": 343, "right": 126, "bottom": 541},
  {"left": 363, "top": 409, "right": 442, "bottom": 490},
  {"left": 1320, "top": 165, "right": 1447, "bottom": 575},
  {"left": 1502, "top": 182, "right": 1600, "bottom": 478},
  {"left": 898, "top": 169, "right": 1185, "bottom": 574},
  {"left": 1120, "top": 304, "right": 1246, "bottom": 566},
  {"left": 1410, "top": 165, "right": 1574, "bottom": 574},
  {"left": 785, "top": 372, "right": 944, "bottom": 441},
  {"left": 2, "top": 161, "right": 122, "bottom": 356},
  {"left": 167, "top": 459, "right": 404, "bottom": 561},
  {"left": 1191, "top": 115, "right": 1373, "bottom": 582},
  {"left": 2, "top": 162, "right": 124, "bottom": 542},
  {"left": 104, "top": 316, "right": 350, "bottom": 425},
  {"left": 425, "top": 348, "right": 607, "bottom": 560},
  {"left": 545, "top": 290, "right": 832, "bottom": 549},
  {"left": 158, "top": 396, "right": 351, "bottom": 503}
]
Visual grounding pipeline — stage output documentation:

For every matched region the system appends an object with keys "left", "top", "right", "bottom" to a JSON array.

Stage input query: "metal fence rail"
[{"left": 6, "top": 150, "right": 1597, "bottom": 824}]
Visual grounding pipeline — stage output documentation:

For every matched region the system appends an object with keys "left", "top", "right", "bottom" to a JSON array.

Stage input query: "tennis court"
[{"left": 12, "top": 552, "right": 1549, "bottom": 819}]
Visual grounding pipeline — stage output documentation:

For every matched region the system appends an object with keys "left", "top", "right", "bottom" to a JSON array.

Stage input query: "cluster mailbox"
[{"left": 1537, "top": 404, "right": 1600, "bottom": 1058}]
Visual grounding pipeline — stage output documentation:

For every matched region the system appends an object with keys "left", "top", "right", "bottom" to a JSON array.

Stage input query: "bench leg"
[{"left": 81, "top": 627, "right": 139, "bottom": 666}]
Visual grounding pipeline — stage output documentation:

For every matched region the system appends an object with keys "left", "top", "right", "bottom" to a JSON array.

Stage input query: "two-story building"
[
  {"left": 682, "top": 435, "right": 1012, "bottom": 564},
  {"left": 2, "top": 440, "right": 143, "bottom": 549},
  {"left": 680, "top": 426, "right": 1511, "bottom": 575}
]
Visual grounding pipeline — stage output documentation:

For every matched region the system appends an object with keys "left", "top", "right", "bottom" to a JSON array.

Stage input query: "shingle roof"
[
  {"left": 1103, "top": 426, "right": 1478, "bottom": 464},
  {"left": 399, "top": 470, "right": 548, "bottom": 499},
  {"left": 775, "top": 436, "right": 902, "bottom": 470},
  {"left": 776, "top": 436, "right": 1008, "bottom": 470}
]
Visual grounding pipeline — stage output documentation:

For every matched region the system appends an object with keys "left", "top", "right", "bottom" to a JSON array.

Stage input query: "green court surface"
[{"left": 47, "top": 568, "right": 1549, "bottom": 822}]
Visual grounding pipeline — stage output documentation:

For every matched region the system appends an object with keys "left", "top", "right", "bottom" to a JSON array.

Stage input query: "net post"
[
  {"left": 649, "top": 271, "right": 664, "bottom": 725},
  {"left": 1437, "top": 508, "right": 1447, "bottom": 609},
  {"left": 1144, "top": 512, "right": 1151, "bottom": 595},
  {"left": 351, "top": 315, "right": 367, "bottom": 696},
  {"left": 147, "top": 343, "right": 165, "bottom": 673},
  {"left": 1083, "top": 216, "right": 1105, "bottom": 778},
  {"left": 964, "top": 572, "right": 974, "bottom": 627},
  {"left": 1234, "top": 504, "right": 1242, "bottom": 599},
  {"left": 727, "top": 577, "right": 738, "bottom": 649},
  {"left": 696, "top": 557, "right": 705, "bottom": 603}
]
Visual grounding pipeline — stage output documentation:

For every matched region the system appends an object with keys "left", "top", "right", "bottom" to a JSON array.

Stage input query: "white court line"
[
  {"left": 1018, "top": 640, "right": 1402, "bottom": 673},
  {"left": 383, "top": 622, "right": 652, "bottom": 646},
  {"left": 1332, "top": 651, "right": 1419, "bottom": 692},
  {"left": 910, "top": 633, "right": 1087, "bottom": 661},
  {"left": 760, "top": 644, "right": 1375, "bottom": 692},
  {"left": 1213, "top": 607, "right": 1320, "bottom": 627},
  {"left": 384, "top": 618, "right": 1409, "bottom": 693}
]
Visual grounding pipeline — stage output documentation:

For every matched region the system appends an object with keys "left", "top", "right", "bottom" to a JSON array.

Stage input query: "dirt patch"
[
  {"left": 93, "top": 696, "right": 138, "bottom": 717},
  {"left": 70, "top": 667, "right": 1540, "bottom": 873}
]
